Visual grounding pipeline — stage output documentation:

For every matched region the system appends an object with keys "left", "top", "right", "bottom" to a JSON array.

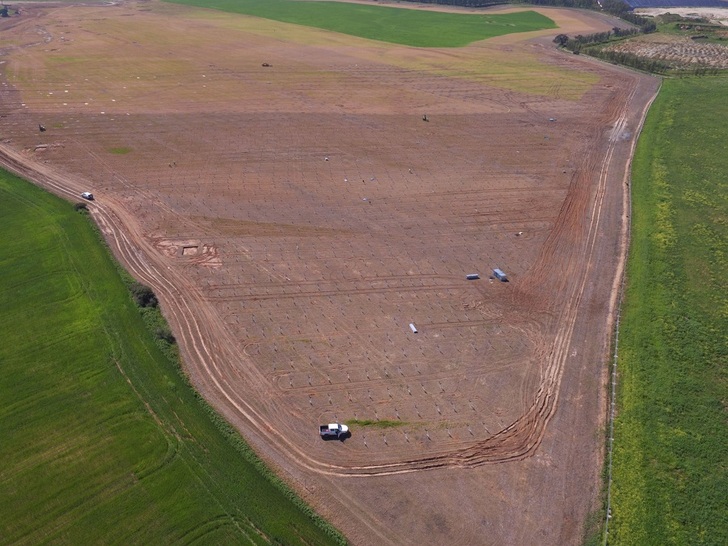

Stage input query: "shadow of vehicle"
[{"left": 321, "top": 431, "right": 351, "bottom": 442}]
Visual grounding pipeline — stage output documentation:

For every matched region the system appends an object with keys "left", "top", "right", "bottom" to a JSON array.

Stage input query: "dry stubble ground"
[{"left": 0, "top": 2, "right": 659, "bottom": 544}]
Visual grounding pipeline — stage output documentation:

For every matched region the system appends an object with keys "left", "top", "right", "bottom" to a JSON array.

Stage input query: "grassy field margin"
[
  {"left": 610, "top": 75, "right": 728, "bottom": 544},
  {"left": 0, "top": 170, "right": 345, "bottom": 545},
  {"left": 165, "top": 0, "right": 555, "bottom": 47}
]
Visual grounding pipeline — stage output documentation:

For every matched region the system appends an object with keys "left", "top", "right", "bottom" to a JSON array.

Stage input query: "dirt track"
[{"left": 0, "top": 2, "right": 659, "bottom": 544}]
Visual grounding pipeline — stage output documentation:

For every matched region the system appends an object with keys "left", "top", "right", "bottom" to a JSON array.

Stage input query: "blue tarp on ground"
[{"left": 625, "top": 0, "right": 728, "bottom": 8}]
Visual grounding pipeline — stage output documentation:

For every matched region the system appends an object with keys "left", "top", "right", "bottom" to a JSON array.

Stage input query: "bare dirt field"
[{"left": 0, "top": 2, "right": 659, "bottom": 544}]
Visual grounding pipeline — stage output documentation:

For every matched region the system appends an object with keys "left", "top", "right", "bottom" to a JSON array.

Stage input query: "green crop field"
[
  {"left": 610, "top": 76, "right": 728, "bottom": 544},
  {"left": 165, "top": 0, "right": 555, "bottom": 47},
  {"left": 0, "top": 171, "right": 344, "bottom": 545}
]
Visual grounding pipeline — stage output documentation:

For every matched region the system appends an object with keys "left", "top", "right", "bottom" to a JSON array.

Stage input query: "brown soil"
[{"left": 0, "top": 2, "right": 659, "bottom": 544}]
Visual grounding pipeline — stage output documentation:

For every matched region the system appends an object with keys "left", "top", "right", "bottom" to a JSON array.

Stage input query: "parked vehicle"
[
  {"left": 319, "top": 423, "right": 349, "bottom": 439},
  {"left": 493, "top": 268, "right": 508, "bottom": 282}
]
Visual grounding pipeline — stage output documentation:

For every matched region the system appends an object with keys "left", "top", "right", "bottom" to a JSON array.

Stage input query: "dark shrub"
[
  {"left": 130, "top": 282, "right": 158, "bottom": 308},
  {"left": 155, "top": 327, "right": 176, "bottom": 345}
]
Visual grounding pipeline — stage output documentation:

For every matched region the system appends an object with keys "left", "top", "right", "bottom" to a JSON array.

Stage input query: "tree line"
[
  {"left": 588, "top": 49, "right": 671, "bottom": 73},
  {"left": 589, "top": 48, "right": 722, "bottom": 75},
  {"left": 552, "top": 25, "right": 647, "bottom": 54}
]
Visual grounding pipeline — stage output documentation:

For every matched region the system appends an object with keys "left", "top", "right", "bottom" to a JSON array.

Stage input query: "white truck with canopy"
[{"left": 319, "top": 423, "right": 349, "bottom": 439}]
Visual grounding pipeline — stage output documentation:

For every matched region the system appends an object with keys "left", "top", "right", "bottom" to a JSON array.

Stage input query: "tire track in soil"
[{"left": 0, "top": 69, "right": 645, "bottom": 476}]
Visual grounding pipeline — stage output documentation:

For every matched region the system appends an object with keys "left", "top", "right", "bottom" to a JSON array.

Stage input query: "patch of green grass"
[
  {"left": 345, "top": 419, "right": 405, "bottom": 429},
  {"left": 610, "top": 75, "right": 728, "bottom": 545},
  {"left": 164, "top": 0, "right": 555, "bottom": 47},
  {"left": 0, "top": 170, "right": 345, "bottom": 545},
  {"left": 109, "top": 146, "right": 132, "bottom": 154}
]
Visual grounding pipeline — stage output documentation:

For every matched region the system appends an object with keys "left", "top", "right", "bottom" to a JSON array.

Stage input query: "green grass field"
[
  {"left": 345, "top": 419, "right": 406, "bottom": 429},
  {"left": 165, "top": 0, "right": 555, "bottom": 47},
  {"left": 0, "top": 171, "right": 344, "bottom": 545},
  {"left": 610, "top": 76, "right": 728, "bottom": 544}
]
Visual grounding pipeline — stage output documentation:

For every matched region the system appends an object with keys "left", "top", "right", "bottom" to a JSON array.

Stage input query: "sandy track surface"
[{"left": 0, "top": 2, "right": 659, "bottom": 543}]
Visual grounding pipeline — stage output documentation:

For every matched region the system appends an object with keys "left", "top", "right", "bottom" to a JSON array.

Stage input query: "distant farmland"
[{"left": 166, "top": 0, "right": 556, "bottom": 46}]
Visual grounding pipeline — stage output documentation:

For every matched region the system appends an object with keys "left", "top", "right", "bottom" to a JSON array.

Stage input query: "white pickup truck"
[{"left": 319, "top": 423, "right": 349, "bottom": 439}]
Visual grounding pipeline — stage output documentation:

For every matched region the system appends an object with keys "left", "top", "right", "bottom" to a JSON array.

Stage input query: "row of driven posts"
[{"left": 410, "top": 268, "right": 508, "bottom": 334}]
